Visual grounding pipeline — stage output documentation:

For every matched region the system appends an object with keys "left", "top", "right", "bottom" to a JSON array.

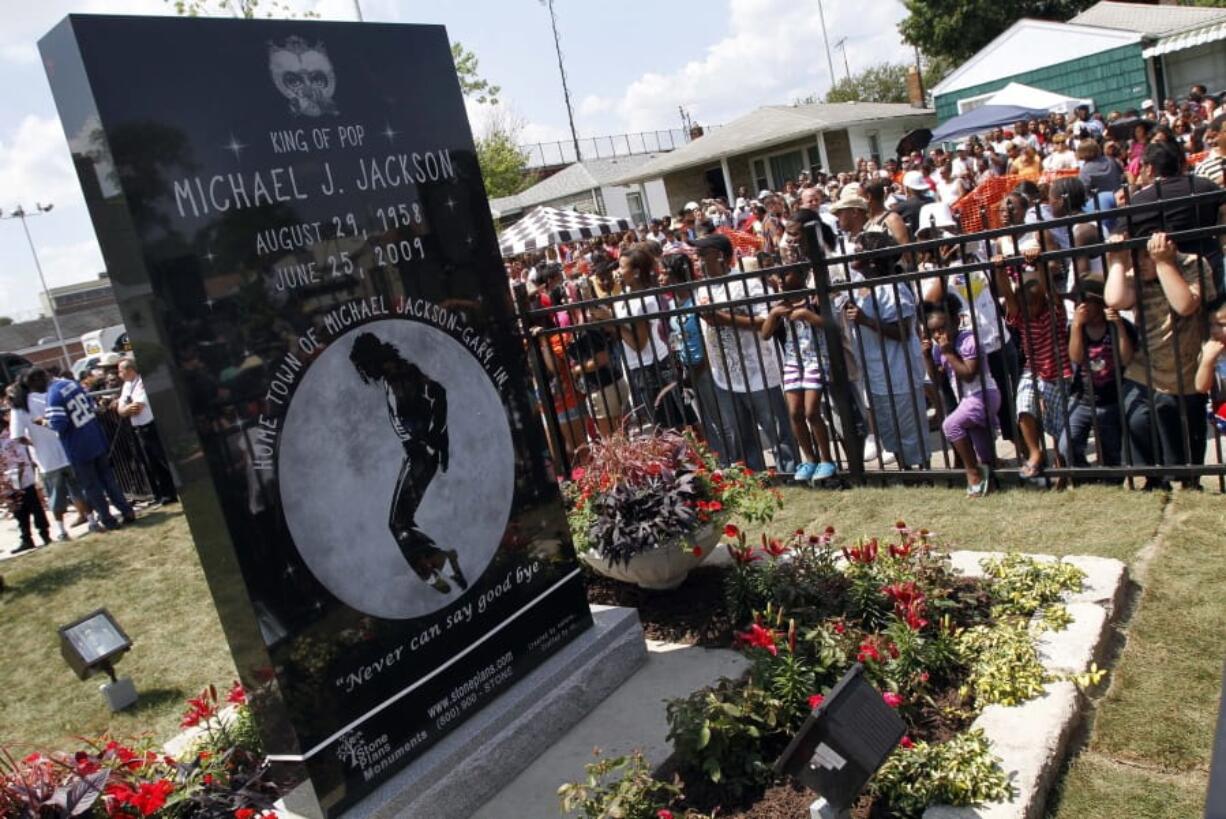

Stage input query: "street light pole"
[
  {"left": 816, "top": 0, "right": 837, "bottom": 95},
  {"left": 541, "top": 0, "right": 582, "bottom": 163},
  {"left": 2, "top": 204, "right": 73, "bottom": 372}
]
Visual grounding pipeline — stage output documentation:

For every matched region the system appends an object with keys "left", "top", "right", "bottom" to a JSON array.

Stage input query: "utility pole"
[
  {"left": 1, "top": 203, "right": 73, "bottom": 372},
  {"left": 835, "top": 37, "right": 851, "bottom": 83},
  {"left": 816, "top": 0, "right": 837, "bottom": 95},
  {"left": 913, "top": 44, "right": 926, "bottom": 103},
  {"left": 541, "top": 0, "right": 582, "bottom": 163},
  {"left": 352, "top": 0, "right": 363, "bottom": 21}
]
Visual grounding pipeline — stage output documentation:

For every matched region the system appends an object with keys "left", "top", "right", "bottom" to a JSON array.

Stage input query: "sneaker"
[
  {"left": 13, "top": 540, "right": 36, "bottom": 553},
  {"left": 122, "top": 512, "right": 137, "bottom": 524},
  {"left": 967, "top": 467, "right": 993, "bottom": 498},
  {"left": 39, "top": 534, "right": 52, "bottom": 547},
  {"left": 862, "top": 436, "right": 879, "bottom": 462},
  {"left": 813, "top": 462, "right": 838, "bottom": 482},
  {"left": 103, "top": 522, "right": 122, "bottom": 532},
  {"left": 57, "top": 532, "right": 71, "bottom": 542},
  {"left": 88, "top": 521, "right": 107, "bottom": 534},
  {"left": 793, "top": 462, "right": 818, "bottom": 483}
]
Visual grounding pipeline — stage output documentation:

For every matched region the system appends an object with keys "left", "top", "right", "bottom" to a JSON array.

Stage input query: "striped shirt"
[
  {"left": 1008, "top": 299, "right": 1072, "bottom": 381},
  {"left": 1195, "top": 154, "right": 1226, "bottom": 188}
]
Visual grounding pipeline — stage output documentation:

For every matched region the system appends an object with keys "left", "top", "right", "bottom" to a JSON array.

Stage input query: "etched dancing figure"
[{"left": 350, "top": 333, "right": 467, "bottom": 594}]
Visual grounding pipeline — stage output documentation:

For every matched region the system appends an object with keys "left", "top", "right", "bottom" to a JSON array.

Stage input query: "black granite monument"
[{"left": 40, "top": 15, "right": 593, "bottom": 816}]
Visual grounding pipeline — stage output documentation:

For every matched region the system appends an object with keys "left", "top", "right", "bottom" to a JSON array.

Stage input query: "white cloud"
[
  {"left": 0, "top": 115, "right": 86, "bottom": 211},
  {"left": 594, "top": 0, "right": 912, "bottom": 132},
  {"left": 579, "top": 94, "right": 613, "bottom": 116},
  {"left": 35, "top": 238, "right": 106, "bottom": 291}
]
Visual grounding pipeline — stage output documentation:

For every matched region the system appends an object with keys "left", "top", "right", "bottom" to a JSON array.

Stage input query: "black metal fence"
[
  {"left": 519, "top": 127, "right": 703, "bottom": 169},
  {"left": 90, "top": 388, "right": 155, "bottom": 501},
  {"left": 516, "top": 186, "right": 1226, "bottom": 493}
]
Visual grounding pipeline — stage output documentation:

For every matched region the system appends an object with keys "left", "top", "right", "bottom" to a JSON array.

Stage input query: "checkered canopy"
[{"left": 498, "top": 206, "right": 631, "bottom": 257}]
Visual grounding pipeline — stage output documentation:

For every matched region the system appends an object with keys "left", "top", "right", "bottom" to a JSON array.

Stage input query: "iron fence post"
[{"left": 803, "top": 221, "right": 864, "bottom": 482}]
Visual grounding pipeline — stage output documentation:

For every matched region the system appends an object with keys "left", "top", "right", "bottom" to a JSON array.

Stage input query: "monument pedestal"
[{"left": 280, "top": 606, "right": 647, "bottom": 819}]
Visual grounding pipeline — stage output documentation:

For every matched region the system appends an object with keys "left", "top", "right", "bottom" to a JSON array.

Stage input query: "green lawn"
[
  {"left": 2, "top": 483, "right": 1223, "bottom": 819},
  {"left": 0, "top": 507, "right": 235, "bottom": 753}
]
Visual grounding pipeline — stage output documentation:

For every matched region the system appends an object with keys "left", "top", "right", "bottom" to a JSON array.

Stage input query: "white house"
[
  {"left": 490, "top": 154, "right": 669, "bottom": 227},
  {"left": 608, "top": 102, "right": 936, "bottom": 215}
]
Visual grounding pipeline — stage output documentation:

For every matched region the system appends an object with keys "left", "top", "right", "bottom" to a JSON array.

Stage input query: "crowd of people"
[
  {"left": 508, "top": 84, "right": 1226, "bottom": 495},
  {"left": 1, "top": 355, "right": 177, "bottom": 556}
]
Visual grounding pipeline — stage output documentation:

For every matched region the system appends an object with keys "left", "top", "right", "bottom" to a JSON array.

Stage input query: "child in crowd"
[
  {"left": 1106, "top": 231, "right": 1216, "bottom": 484},
  {"left": 1195, "top": 303, "right": 1226, "bottom": 431},
  {"left": 992, "top": 228, "right": 1073, "bottom": 480},
  {"left": 844, "top": 232, "right": 930, "bottom": 469},
  {"left": 1062, "top": 279, "right": 1135, "bottom": 470},
  {"left": 922, "top": 296, "right": 998, "bottom": 496},
  {"left": 0, "top": 410, "right": 52, "bottom": 552},
  {"left": 761, "top": 263, "right": 837, "bottom": 483}
]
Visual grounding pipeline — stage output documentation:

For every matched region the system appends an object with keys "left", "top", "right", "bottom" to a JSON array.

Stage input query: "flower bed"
[
  {"left": 568, "top": 523, "right": 1104, "bottom": 819},
  {"left": 0, "top": 684, "right": 282, "bottom": 819}
]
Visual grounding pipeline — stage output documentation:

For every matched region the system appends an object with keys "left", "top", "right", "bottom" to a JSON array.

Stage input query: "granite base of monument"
[{"left": 278, "top": 605, "right": 647, "bottom": 819}]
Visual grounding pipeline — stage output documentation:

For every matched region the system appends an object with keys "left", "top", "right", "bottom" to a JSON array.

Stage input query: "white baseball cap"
[{"left": 684, "top": 201, "right": 699, "bottom": 212}]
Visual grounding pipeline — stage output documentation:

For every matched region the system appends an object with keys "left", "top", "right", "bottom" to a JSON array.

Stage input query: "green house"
[{"left": 932, "top": 2, "right": 1226, "bottom": 123}]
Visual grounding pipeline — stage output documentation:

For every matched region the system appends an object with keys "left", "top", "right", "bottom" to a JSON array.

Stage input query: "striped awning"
[
  {"left": 498, "top": 205, "right": 631, "bottom": 257},
  {"left": 1143, "top": 20, "right": 1226, "bottom": 57}
]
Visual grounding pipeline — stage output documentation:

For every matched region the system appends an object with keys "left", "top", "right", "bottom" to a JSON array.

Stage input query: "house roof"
[
  {"left": 1070, "top": 1, "right": 1226, "bottom": 37},
  {"left": 490, "top": 154, "right": 664, "bottom": 216},
  {"left": 932, "top": 18, "right": 1140, "bottom": 97},
  {"left": 0, "top": 303, "right": 124, "bottom": 353},
  {"left": 608, "top": 102, "right": 934, "bottom": 185}
]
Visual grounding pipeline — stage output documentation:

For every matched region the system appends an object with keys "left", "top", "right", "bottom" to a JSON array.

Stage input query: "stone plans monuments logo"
[
  {"left": 335, "top": 729, "right": 429, "bottom": 783},
  {"left": 268, "top": 36, "right": 338, "bottom": 117},
  {"left": 277, "top": 318, "right": 517, "bottom": 621}
]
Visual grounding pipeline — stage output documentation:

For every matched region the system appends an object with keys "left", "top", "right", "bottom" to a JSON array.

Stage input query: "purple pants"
[{"left": 942, "top": 389, "right": 1001, "bottom": 463}]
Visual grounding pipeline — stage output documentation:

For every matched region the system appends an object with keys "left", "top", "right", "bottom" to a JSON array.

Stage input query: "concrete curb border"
[{"left": 923, "top": 551, "right": 1128, "bottom": 819}]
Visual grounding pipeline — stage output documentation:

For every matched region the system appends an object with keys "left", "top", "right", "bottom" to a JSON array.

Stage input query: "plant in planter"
[{"left": 565, "top": 429, "right": 780, "bottom": 590}]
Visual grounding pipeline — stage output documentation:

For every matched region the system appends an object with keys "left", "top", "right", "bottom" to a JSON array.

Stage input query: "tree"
[
  {"left": 898, "top": 0, "right": 1097, "bottom": 64},
  {"left": 452, "top": 43, "right": 501, "bottom": 106},
  {"left": 806, "top": 59, "right": 954, "bottom": 105},
  {"left": 166, "top": 0, "right": 317, "bottom": 17},
  {"left": 476, "top": 110, "right": 529, "bottom": 200},
  {"left": 0, "top": 317, "right": 12, "bottom": 327}
]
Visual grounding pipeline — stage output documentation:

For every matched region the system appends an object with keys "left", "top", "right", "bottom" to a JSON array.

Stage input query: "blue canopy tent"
[{"left": 929, "top": 105, "right": 1050, "bottom": 144}]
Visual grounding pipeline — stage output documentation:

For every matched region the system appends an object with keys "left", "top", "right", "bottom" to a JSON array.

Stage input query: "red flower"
[
  {"left": 833, "top": 620, "right": 846, "bottom": 635},
  {"left": 657, "top": 811, "right": 675, "bottom": 819},
  {"left": 899, "top": 735, "right": 914, "bottom": 749},
  {"left": 883, "top": 692, "right": 904, "bottom": 708},
  {"left": 73, "top": 752, "right": 100, "bottom": 775},
  {"left": 707, "top": 500, "right": 723, "bottom": 512},
  {"left": 729, "top": 544, "right": 759, "bottom": 565},
  {"left": 902, "top": 602, "right": 929, "bottom": 631},
  {"left": 882, "top": 581, "right": 923, "bottom": 607},
  {"left": 227, "top": 681, "right": 247, "bottom": 705},
  {"left": 736, "top": 624, "right": 779, "bottom": 656},
  {"left": 203, "top": 774, "right": 215, "bottom": 786},
  {"left": 181, "top": 687, "right": 219, "bottom": 728},
  {"left": 762, "top": 538, "right": 789, "bottom": 558},
  {"left": 889, "top": 540, "right": 913, "bottom": 559},
  {"left": 843, "top": 538, "right": 879, "bottom": 564},
  {"left": 920, "top": 671, "right": 930, "bottom": 683},
  {"left": 570, "top": 467, "right": 586, "bottom": 481},
  {"left": 645, "top": 463, "right": 663, "bottom": 477},
  {"left": 109, "top": 780, "right": 174, "bottom": 817},
  {"left": 691, "top": 546, "right": 703, "bottom": 557},
  {"left": 711, "top": 471, "right": 723, "bottom": 483},
  {"left": 235, "top": 810, "right": 256, "bottom": 819},
  {"left": 857, "top": 641, "right": 880, "bottom": 663},
  {"left": 723, "top": 523, "right": 740, "bottom": 539},
  {"left": 807, "top": 693, "right": 825, "bottom": 710},
  {"left": 887, "top": 642, "right": 900, "bottom": 659},
  {"left": 22, "top": 753, "right": 42, "bottom": 765},
  {"left": 893, "top": 520, "right": 910, "bottom": 534}
]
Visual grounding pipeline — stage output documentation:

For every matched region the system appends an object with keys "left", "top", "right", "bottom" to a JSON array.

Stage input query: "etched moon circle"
[{"left": 278, "top": 318, "right": 515, "bottom": 619}]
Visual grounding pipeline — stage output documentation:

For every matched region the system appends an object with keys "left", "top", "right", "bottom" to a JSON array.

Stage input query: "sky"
[{"left": 0, "top": 0, "right": 913, "bottom": 321}]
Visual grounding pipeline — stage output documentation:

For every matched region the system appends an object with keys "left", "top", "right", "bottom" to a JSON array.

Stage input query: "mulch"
[{"left": 583, "top": 565, "right": 737, "bottom": 647}]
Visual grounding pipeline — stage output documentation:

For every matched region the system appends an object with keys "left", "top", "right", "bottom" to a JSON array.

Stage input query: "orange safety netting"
[
  {"left": 951, "top": 170, "right": 1081, "bottom": 234},
  {"left": 717, "top": 226, "right": 764, "bottom": 257}
]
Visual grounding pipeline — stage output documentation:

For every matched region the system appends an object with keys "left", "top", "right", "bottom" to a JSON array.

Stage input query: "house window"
[
  {"left": 625, "top": 191, "right": 647, "bottom": 226},
  {"left": 957, "top": 91, "right": 996, "bottom": 114},
  {"left": 768, "top": 151, "right": 805, "bottom": 189},
  {"left": 752, "top": 159, "right": 769, "bottom": 193},
  {"left": 806, "top": 145, "right": 823, "bottom": 175},
  {"left": 865, "top": 131, "right": 882, "bottom": 164}
]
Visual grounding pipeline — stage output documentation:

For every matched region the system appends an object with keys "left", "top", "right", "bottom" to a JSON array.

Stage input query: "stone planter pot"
[{"left": 579, "top": 519, "right": 723, "bottom": 590}]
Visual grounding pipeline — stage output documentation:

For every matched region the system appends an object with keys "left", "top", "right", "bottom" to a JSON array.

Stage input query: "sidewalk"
[{"left": 0, "top": 499, "right": 163, "bottom": 562}]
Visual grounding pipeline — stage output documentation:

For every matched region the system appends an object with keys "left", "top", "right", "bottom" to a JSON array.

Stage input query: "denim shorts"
[{"left": 42, "top": 466, "right": 79, "bottom": 515}]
